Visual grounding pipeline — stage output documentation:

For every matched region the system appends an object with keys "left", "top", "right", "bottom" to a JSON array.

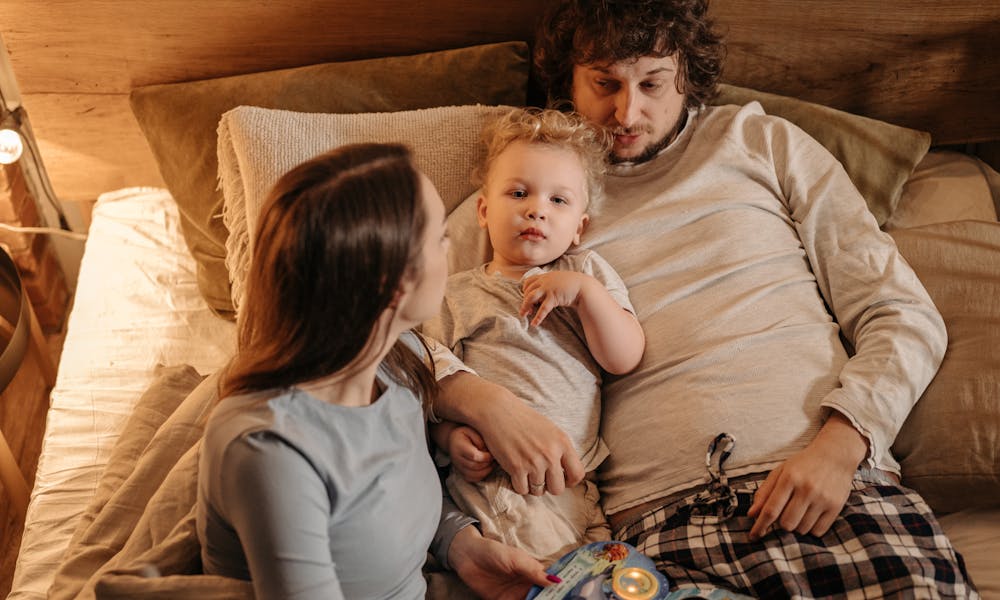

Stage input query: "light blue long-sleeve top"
[{"left": 196, "top": 333, "right": 472, "bottom": 599}]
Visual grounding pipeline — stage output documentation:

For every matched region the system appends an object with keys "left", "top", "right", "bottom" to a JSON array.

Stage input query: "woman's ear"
[{"left": 390, "top": 278, "right": 413, "bottom": 309}]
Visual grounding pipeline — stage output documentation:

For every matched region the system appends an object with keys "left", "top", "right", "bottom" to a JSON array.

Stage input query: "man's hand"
[
  {"left": 448, "top": 425, "right": 495, "bottom": 482},
  {"left": 437, "top": 372, "right": 585, "bottom": 496},
  {"left": 449, "top": 526, "right": 555, "bottom": 600},
  {"left": 748, "top": 412, "right": 868, "bottom": 539},
  {"left": 520, "top": 271, "right": 588, "bottom": 326}
]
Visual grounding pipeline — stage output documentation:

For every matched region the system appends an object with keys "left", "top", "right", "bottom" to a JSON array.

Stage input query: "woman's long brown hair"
[{"left": 222, "top": 143, "right": 436, "bottom": 406}]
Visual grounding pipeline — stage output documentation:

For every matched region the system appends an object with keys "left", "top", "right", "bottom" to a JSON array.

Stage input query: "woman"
[{"left": 195, "top": 143, "right": 551, "bottom": 599}]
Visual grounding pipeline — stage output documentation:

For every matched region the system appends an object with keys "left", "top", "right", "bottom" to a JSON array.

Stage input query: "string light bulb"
[{"left": 0, "top": 128, "right": 23, "bottom": 164}]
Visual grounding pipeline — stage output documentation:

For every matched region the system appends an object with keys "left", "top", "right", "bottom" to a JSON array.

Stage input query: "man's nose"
[{"left": 614, "top": 88, "right": 640, "bottom": 128}]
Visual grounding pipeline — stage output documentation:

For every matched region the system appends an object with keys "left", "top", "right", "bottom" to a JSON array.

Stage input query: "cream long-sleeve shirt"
[{"left": 583, "top": 102, "right": 946, "bottom": 514}]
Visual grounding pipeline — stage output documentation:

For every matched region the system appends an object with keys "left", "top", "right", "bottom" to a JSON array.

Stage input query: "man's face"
[{"left": 571, "top": 54, "right": 686, "bottom": 164}]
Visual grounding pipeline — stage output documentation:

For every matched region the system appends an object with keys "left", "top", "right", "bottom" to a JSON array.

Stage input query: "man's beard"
[
  {"left": 608, "top": 112, "right": 687, "bottom": 165},
  {"left": 609, "top": 129, "right": 674, "bottom": 165}
]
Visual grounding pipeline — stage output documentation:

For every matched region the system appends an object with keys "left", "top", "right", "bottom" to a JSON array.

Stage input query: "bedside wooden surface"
[{"left": 0, "top": 327, "right": 65, "bottom": 598}]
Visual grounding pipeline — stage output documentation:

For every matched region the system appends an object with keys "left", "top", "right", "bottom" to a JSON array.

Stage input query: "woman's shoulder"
[
  {"left": 398, "top": 330, "right": 426, "bottom": 359},
  {"left": 203, "top": 389, "right": 286, "bottom": 447}
]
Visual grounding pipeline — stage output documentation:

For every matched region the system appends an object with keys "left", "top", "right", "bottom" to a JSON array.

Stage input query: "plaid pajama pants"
[{"left": 614, "top": 436, "right": 979, "bottom": 599}]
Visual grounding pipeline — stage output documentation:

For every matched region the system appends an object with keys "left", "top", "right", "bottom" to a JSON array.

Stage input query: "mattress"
[
  {"left": 8, "top": 153, "right": 1000, "bottom": 596},
  {"left": 9, "top": 188, "right": 236, "bottom": 599}
]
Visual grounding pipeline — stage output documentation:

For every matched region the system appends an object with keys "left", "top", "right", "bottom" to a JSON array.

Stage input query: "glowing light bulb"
[
  {"left": 0, "top": 128, "right": 24, "bottom": 164},
  {"left": 612, "top": 566, "right": 659, "bottom": 600}
]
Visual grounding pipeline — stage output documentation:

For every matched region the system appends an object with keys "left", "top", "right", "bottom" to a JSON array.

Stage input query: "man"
[{"left": 434, "top": 0, "right": 979, "bottom": 597}]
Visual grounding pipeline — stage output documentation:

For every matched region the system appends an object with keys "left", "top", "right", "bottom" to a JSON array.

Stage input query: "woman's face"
[{"left": 396, "top": 172, "right": 450, "bottom": 327}]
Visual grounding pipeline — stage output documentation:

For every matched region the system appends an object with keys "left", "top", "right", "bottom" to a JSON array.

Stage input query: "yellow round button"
[{"left": 611, "top": 566, "right": 659, "bottom": 600}]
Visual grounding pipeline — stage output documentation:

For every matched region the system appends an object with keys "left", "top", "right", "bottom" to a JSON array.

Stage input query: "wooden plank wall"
[{"left": 1, "top": 0, "right": 998, "bottom": 207}]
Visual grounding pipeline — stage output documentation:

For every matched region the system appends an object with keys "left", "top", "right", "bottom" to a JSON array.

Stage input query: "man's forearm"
[
  {"left": 435, "top": 369, "right": 586, "bottom": 494},
  {"left": 436, "top": 370, "right": 518, "bottom": 427}
]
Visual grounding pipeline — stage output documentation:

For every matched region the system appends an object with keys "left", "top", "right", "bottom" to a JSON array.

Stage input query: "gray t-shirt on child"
[{"left": 423, "top": 249, "right": 635, "bottom": 471}]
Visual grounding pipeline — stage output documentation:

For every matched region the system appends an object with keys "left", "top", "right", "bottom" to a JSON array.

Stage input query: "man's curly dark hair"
[{"left": 534, "top": 0, "right": 725, "bottom": 109}]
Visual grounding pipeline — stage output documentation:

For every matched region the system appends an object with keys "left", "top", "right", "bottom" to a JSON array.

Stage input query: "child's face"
[{"left": 478, "top": 140, "right": 590, "bottom": 275}]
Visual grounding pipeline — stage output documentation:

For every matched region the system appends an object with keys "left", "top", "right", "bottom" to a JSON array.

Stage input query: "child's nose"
[
  {"left": 525, "top": 205, "right": 546, "bottom": 220},
  {"left": 525, "top": 197, "right": 550, "bottom": 220}
]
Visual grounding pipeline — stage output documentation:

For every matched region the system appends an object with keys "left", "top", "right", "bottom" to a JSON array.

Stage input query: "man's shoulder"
[
  {"left": 695, "top": 101, "right": 809, "bottom": 158},
  {"left": 700, "top": 101, "right": 773, "bottom": 130}
]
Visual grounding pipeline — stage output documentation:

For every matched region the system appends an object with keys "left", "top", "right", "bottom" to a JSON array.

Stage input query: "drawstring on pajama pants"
[{"left": 678, "top": 432, "right": 738, "bottom": 524}]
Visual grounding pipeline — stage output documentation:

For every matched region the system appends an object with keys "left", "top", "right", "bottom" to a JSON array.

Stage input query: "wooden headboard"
[{"left": 1, "top": 0, "right": 998, "bottom": 210}]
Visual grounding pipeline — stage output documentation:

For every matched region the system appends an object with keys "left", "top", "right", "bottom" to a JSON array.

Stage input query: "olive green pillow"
[
  {"left": 889, "top": 220, "right": 1000, "bottom": 514},
  {"left": 130, "top": 42, "right": 530, "bottom": 318},
  {"left": 713, "top": 84, "right": 931, "bottom": 227}
]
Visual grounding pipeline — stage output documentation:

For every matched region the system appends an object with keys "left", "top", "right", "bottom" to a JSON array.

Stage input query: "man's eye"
[{"left": 641, "top": 81, "right": 662, "bottom": 90}]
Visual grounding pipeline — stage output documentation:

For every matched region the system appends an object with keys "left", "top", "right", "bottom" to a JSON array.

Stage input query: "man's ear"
[
  {"left": 573, "top": 212, "right": 590, "bottom": 246},
  {"left": 476, "top": 195, "right": 489, "bottom": 229}
]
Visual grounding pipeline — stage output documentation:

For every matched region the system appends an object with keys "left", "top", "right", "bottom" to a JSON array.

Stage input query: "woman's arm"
[
  {"left": 448, "top": 524, "right": 555, "bottom": 600},
  {"left": 221, "top": 433, "right": 343, "bottom": 599}
]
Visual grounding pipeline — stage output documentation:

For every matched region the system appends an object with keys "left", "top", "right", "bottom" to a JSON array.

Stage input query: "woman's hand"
[
  {"left": 449, "top": 526, "right": 555, "bottom": 600},
  {"left": 748, "top": 412, "right": 867, "bottom": 539}
]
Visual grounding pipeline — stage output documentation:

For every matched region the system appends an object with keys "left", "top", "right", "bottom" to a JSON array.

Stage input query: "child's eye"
[
  {"left": 510, "top": 190, "right": 527, "bottom": 199},
  {"left": 551, "top": 196, "right": 568, "bottom": 205}
]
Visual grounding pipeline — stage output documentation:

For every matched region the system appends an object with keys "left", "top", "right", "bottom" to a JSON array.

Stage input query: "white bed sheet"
[{"left": 9, "top": 187, "right": 236, "bottom": 599}]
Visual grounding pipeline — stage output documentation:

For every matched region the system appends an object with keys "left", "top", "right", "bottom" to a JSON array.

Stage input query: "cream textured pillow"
[
  {"left": 130, "top": 41, "right": 530, "bottom": 318},
  {"left": 217, "top": 104, "right": 515, "bottom": 314}
]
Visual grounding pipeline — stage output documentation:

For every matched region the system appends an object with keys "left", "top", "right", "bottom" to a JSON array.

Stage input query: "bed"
[{"left": 2, "top": 1, "right": 999, "bottom": 598}]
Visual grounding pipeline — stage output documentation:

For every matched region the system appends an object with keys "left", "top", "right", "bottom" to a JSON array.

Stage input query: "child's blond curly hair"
[{"left": 474, "top": 107, "right": 612, "bottom": 211}]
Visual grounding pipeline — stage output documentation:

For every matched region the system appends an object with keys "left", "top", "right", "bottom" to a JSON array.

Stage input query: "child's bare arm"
[
  {"left": 429, "top": 421, "right": 495, "bottom": 482},
  {"left": 429, "top": 420, "right": 459, "bottom": 453},
  {"left": 573, "top": 276, "right": 645, "bottom": 374},
  {"left": 521, "top": 272, "right": 645, "bottom": 374}
]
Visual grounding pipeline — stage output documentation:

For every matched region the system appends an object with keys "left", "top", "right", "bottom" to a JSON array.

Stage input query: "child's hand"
[
  {"left": 449, "top": 425, "right": 495, "bottom": 482},
  {"left": 520, "top": 271, "right": 589, "bottom": 326}
]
